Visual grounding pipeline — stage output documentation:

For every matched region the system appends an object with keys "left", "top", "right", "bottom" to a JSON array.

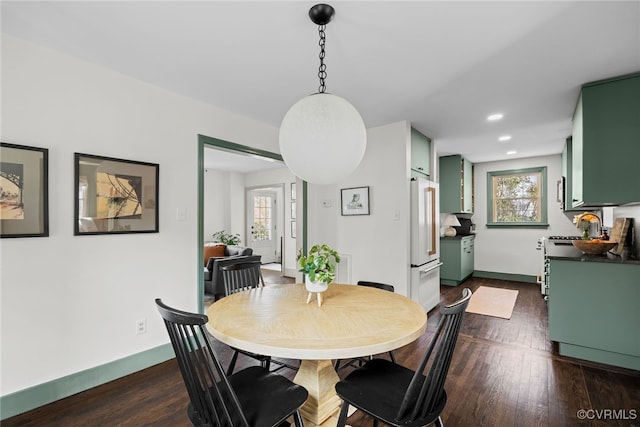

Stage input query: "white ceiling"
[{"left": 3, "top": 1, "right": 639, "bottom": 171}]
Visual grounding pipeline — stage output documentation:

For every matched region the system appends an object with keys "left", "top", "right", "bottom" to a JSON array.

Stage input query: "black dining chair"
[
  {"left": 155, "top": 299, "right": 308, "bottom": 427},
  {"left": 221, "top": 261, "right": 265, "bottom": 296},
  {"left": 335, "top": 288, "right": 472, "bottom": 427},
  {"left": 334, "top": 281, "right": 397, "bottom": 370},
  {"left": 221, "top": 262, "right": 297, "bottom": 375}
]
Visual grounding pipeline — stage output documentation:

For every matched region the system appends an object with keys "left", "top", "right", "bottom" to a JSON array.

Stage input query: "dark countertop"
[{"left": 546, "top": 241, "right": 640, "bottom": 265}]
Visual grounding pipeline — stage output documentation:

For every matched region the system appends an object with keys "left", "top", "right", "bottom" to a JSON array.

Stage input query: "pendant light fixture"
[{"left": 279, "top": 3, "right": 367, "bottom": 185}]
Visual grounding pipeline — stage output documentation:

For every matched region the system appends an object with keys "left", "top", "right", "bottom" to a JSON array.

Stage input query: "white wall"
[
  {"left": 307, "top": 121, "right": 412, "bottom": 295},
  {"left": 203, "top": 169, "right": 246, "bottom": 243},
  {"left": 204, "top": 169, "right": 232, "bottom": 239},
  {"left": 473, "top": 154, "right": 590, "bottom": 276},
  {"left": 0, "top": 35, "right": 280, "bottom": 396}
]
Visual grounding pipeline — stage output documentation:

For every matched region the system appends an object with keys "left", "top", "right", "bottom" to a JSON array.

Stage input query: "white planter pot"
[{"left": 305, "top": 277, "right": 329, "bottom": 293}]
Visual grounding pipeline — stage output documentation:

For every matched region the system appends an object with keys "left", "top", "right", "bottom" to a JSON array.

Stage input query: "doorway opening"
[
  {"left": 198, "top": 134, "right": 303, "bottom": 313},
  {"left": 247, "top": 186, "right": 281, "bottom": 266}
]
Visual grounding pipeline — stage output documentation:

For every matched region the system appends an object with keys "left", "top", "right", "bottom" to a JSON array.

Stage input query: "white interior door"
[{"left": 247, "top": 190, "right": 277, "bottom": 263}]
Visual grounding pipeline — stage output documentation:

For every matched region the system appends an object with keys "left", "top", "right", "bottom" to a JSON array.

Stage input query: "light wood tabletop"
[{"left": 207, "top": 283, "right": 427, "bottom": 427}]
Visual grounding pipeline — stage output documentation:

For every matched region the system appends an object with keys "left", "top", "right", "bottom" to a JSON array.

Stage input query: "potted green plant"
[
  {"left": 211, "top": 230, "right": 241, "bottom": 246},
  {"left": 297, "top": 244, "right": 341, "bottom": 293}
]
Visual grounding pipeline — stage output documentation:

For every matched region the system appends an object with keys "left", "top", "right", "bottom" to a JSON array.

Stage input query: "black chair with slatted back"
[
  {"left": 221, "top": 262, "right": 297, "bottom": 375},
  {"left": 335, "top": 288, "right": 472, "bottom": 427},
  {"left": 221, "top": 261, "right": 264, "bottom": 296},
  {"left": 334, "top": 281, "right": 397, "bottom": 370},
  {"left": 155, "top": 299, "right": 307, "bottom": 427},
  {"left": 220, "top": 262, "right": 269, "bottom": 375}
]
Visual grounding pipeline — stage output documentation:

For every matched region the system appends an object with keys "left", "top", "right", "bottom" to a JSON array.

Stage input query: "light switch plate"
[{"left": 176, "top": 207, "right": 187, "bottom": 221}]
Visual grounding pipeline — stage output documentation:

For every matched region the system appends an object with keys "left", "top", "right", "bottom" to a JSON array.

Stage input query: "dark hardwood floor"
[
  {"left": 260, "top": 266, "right": 295, "bottom": 285},
  {"left": 4, "top": 277, "right": 639, "bottom": 427}
]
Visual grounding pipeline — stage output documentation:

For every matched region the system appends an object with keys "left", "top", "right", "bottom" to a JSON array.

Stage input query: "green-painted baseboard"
[
  {"left": 472, "top": 270, "right": 538, "bottom": 283},
  {"left": 441, "top": 278, "right": 466, "bottom": 286},
  {"left": 441, "top": 270, "right": 537, "bottom": 286},
  {"left": 0, "top": 343, "right": 175, "bottom": 420}
]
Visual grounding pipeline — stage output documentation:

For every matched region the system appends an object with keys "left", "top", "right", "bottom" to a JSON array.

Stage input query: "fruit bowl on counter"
[{"left": 572, "top": 239, "right": 617, "bottom": 254}]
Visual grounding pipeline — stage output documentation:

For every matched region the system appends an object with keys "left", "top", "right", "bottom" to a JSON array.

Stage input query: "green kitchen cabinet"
[
  {"left": 411, "top": 127, "right": 431, "bottom": 179},
  {"left": 571, "top": 73, "right": 640, "bottom": 207},
  {"left": 439, "top": 155, "right": 473, "bottom": 214},
  {"left": 561, "top": 137, "right": 598, "bottom": 211},
  {"left": 561, "top": 137, "right": 576, "bottom": 211},
  {"left": 440, "top": 236, "right": 474, "bottom": 286},
  {"left": 548, "top": 259, "right": 640, "bottom": 370}
]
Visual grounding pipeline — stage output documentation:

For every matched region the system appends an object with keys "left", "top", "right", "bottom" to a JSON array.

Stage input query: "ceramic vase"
[
  {"left": 305, "top": 277, "right": 329, "bottom": 293},
  {"left": 305, "top": 276, "right": 329, "bottom": 307}
]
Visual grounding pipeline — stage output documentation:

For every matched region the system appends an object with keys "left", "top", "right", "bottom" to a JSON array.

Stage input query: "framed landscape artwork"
[
  {"left": 74, "top": 153, "right": 159, "bottom": 235},
  {"left": 0, "top": 142, "right": 49, "bottom": 238},
  {"left": 341, "top": 186, "right": 370, "bottom": 216}
]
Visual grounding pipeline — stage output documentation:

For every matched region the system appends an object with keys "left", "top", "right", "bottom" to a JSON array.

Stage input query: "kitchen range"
[{"left": 536, "top": 236, "right": 583, "bottom": 298}]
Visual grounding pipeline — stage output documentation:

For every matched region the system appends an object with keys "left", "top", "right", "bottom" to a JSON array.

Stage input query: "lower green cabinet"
[
  {"left": 440, "top": 236, "right": 474, "bottom": 286},
  {"left": 548, "top": 259, "right": 640, "bottom": 370}
]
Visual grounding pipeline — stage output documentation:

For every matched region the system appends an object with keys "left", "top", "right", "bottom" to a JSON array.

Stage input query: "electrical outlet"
[{"left": 136, "top": 318, "right": 147, "bottom": 335}]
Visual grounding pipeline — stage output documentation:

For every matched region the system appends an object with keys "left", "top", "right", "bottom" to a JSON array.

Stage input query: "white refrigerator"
[{"left": 410, "top": 177, "right": 442, "bottom": 312}]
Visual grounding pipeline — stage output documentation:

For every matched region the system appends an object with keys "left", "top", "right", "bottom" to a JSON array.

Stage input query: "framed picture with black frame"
[
  {"left": 341, "top": 186, "right": 370, "bottom": 216},
  {"left": 1, "top": 142, "right": 49, "bottom": 238},
  {"left": 74, "top": 153, "right": 159, "bottom": 235}
]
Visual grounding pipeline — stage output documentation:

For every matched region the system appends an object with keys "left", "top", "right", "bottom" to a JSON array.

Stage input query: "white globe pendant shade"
[{"left": 279, "top": 93, "right": 367, "bottom": 184}]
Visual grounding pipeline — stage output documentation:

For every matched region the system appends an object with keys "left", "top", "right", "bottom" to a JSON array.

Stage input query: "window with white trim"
[{"left": 487, "top": 167, "right": 548, "bottom": 227}]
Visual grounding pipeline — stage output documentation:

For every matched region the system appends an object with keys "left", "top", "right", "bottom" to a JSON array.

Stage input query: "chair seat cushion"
[{"left": 335, "top": 359, "right": 446, "bottom": 427}]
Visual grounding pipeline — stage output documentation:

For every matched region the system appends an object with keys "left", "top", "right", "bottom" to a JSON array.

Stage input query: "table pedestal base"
[{"left": 293, "top": 359, "right": 342, "bottom": 427}]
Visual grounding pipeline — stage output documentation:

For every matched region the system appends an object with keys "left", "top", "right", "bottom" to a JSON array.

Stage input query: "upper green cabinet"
[
  {"left": 571, "top": 73, "right": 640, "bottom": 207},
  {"left": 410, "top": 127, "right": 431, "bottom": 179},
  {"left": 561, "top": 137, "right": 586, "bottom": 211},
  {"left": 439, "top": 155, "right": 473, "bottom": 214}
]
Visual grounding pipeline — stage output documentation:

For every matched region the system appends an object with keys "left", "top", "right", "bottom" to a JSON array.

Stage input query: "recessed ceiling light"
[
  {"left": 487, "top": 113, "right": 504, "bottom": 121},
  {"left": 498, "top": 135, "right": 512, "bottom": 142},
  {"left": 506, "top": 150, "right": 517, "bottom": 155}
]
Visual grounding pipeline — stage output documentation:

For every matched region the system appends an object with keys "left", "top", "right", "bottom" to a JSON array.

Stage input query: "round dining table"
[{"left": 206, "top": 283, "right": 427, "bottom": 427}]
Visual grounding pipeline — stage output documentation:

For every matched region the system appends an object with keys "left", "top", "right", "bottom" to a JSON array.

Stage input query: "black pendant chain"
[{"left": 318, "top": 24, "right": 327, "bottom": 93}]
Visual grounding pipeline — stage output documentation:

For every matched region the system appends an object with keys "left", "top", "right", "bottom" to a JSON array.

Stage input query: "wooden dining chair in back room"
[
  {"left": 155, "top": 299, "right": 308, "bottom": 427},
  {"left": 335, "top": 288, "right": 472, "bottom": 427}
]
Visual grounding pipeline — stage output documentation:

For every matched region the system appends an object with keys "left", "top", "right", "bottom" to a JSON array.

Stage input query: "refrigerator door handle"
[
  {"left": 426, "top": 186, "right": 437, "bottom": 256},
  {"left": 420, "top": 262, "right": 443, "bottom": 274}
]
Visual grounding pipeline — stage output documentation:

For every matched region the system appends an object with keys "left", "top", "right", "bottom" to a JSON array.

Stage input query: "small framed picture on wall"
[{"left": 341, "top": 186, "right": 370, "bottom": 216}]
